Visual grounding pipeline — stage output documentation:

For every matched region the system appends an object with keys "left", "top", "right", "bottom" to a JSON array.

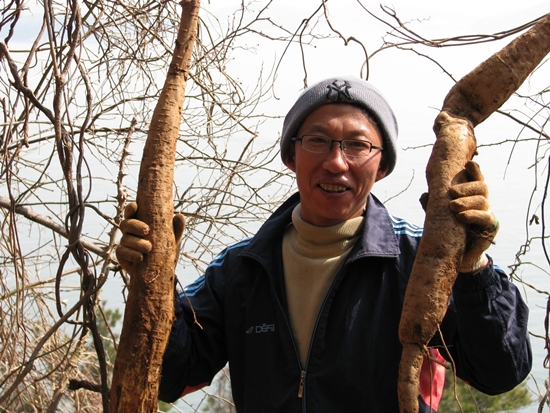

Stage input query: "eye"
[
  {"left": 345, "top": 140, "right": 371, "bottom": 150},
  {"left": 305, "top": 135, "right": 330, "bottom": 144}
]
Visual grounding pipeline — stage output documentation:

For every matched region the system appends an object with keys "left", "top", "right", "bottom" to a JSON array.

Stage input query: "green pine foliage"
[{"left": 438, "top": 368, "right": 532, "bottom": 413}]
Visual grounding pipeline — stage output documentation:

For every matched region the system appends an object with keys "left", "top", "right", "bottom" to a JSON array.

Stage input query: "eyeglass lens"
[{"left": 301, "top": 135, "right": 373, "bottom": 157}]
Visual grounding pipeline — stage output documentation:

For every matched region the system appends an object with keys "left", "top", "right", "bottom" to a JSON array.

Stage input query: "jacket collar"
[
  {"left": 357, "top": 193, "right": 400, "bottom": 258},
  {"left": 242, "top": 192, "right": 400, "bottom": 266}
]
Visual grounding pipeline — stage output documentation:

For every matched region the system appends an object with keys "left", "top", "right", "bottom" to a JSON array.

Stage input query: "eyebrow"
[
  {"left": 301, "top": 124, "right": 328, "bottom": 134},
  {"left": 301, "top": 128, "right": 373, "bottom": 141}
]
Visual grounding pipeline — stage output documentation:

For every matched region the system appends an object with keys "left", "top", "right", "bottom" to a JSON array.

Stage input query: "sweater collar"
[
  {"left": 287, "top": 204, "right": 364, "bottom": 258},
  {"left": 243, "top": 192, "right": 401, "bottom": 264}
]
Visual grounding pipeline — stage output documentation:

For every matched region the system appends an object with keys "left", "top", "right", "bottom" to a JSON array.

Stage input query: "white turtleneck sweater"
[{"left": 282, "top": 204, "right": 364, "bottom": 365}]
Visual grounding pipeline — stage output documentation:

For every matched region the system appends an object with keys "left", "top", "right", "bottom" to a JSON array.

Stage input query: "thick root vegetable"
[
  {"left": 398, "top": 112, "right": 476, "bottom": 412},
  {"left": 398, "top": 13, "right": 550, "bottom": 413},
  {"left": 109, "top": 1, "right": 200, "bottom": 412}
]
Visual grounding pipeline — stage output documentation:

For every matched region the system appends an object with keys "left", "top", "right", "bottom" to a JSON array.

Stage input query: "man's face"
[{"left": 286, "top": 103, "right": 388, "bottom": 227}]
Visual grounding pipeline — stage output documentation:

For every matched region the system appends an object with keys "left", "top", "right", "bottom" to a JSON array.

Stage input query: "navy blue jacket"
[{"left": 159, "top": 193, "right": 531, "bottom": 412}]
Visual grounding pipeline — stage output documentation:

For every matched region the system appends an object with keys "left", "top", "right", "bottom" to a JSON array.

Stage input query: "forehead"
[{"left": 298, "top": 103, "right": 382, "bottom": 140}]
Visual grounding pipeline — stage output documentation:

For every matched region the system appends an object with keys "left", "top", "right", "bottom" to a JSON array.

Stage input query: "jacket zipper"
[
  {"left": 263, "top": 252, "right": 351, "bottom": 409},
  {"left": 297, "top": 262, "right": 350, "bottom": 402},
  {"left": 267, "top": 273, "right": 308, "bottom": 402},
  {"left": 298, "top": 370, "right": 306, "bottom": 398}
]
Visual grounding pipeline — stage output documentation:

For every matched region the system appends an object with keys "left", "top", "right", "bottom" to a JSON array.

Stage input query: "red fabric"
[
  {"left": 419, "top": 348, "right": 446, "bottom": 411},
  {"left": 181, "top": 382, "right": 209, "bottom": 397}
]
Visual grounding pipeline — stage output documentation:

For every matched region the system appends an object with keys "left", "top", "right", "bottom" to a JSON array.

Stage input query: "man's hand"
[
  {"left": 115, "top": 202, "right": 186, "bottom": 275},
  {"left": 449, "top": 161, "right": 499, "bottom": 273}
]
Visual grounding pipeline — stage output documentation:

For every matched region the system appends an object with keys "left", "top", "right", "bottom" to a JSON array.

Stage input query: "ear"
[
  {"left": 375, "top": 159, "right": 389, "bottom": 182},
  {"left": 286, "top": 157, "right": 296, "bottom": 172},
  {"left": 285, "top": 150, "right": 297, "bottom": 172}
]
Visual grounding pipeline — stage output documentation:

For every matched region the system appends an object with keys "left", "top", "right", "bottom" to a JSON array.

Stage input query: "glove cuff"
[{"left": 459, "top": 253, "right": 489, "bottom": 274}]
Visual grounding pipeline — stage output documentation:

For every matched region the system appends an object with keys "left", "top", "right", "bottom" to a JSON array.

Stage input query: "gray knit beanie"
[{"left": 280, "top": 76, "right": 398, "bottom": 176}]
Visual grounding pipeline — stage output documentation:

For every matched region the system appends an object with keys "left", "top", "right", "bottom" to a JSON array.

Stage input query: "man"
[{"left": 117, "top": 77, "right": 531, "bottom": 412}]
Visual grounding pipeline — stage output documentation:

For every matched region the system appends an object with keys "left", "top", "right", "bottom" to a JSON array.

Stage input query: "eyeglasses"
[{"left": 292, "top": 135, "right": 384, "bottom": 158}]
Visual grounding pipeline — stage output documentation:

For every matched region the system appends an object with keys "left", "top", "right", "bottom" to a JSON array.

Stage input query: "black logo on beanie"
[{"left": 326, "top": 80, "right": 352, "bottom": 102}]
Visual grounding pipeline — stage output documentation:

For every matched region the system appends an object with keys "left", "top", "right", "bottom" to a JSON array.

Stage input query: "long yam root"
[
  {"left": 444, "top": 13, "right": 550, "bottom": 127},
  {"left": 109, "top": 1, "right": 201, "bottom": 412},
  {"left": 398, "top": 13, "right": 550, "bottom": 413}
]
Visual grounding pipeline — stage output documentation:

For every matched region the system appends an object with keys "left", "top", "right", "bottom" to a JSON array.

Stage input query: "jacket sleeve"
[
  {"left": 158, "top": 264, "right": 229, "bottom": 402},
  {"left": 437, "top": 256, "right": 532, "bottom": 394}
]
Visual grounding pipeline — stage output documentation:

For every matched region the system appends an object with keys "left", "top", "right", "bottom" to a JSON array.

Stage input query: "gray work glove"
[
  {"left": 449, "top": 161, "right": 499, "bottom": 273},
  {"left": 115, "top": 202, "right": 186, "bottom": 276},
  {"left": 419, "top": 161, "right": 499, "bottom": 274}
]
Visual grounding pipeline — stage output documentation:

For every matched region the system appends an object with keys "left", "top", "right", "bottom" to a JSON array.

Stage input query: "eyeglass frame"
[{"left": 291, "top": 135, "right": 384, "bottom": 158}]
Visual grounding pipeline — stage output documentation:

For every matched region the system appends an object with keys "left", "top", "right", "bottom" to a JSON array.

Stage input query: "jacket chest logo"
[{"left": 246, "top": 323, "right": 275, "bottom": 334}]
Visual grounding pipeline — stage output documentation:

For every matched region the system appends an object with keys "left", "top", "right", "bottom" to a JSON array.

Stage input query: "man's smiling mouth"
[{"left": 319, "top": 183, "right": 348, "bottom": 193}]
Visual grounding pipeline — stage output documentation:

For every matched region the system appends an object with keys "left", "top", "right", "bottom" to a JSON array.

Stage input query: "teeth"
[{"left": 320, "top": 184, "right": 347, "bottom": 192}]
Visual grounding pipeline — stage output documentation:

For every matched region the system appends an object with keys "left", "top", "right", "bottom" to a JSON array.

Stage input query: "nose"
[
  {"left": 330, "top": 140, "right": 345, "bottom": 151},
  {"left": 323, "top": 142, "right": 349, "bottom": 172}
]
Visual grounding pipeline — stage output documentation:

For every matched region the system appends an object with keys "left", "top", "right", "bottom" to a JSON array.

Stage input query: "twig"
[{"left": 0, "top": 196, "right": 109, "bottom": 257}]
